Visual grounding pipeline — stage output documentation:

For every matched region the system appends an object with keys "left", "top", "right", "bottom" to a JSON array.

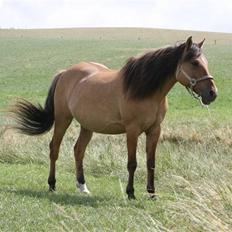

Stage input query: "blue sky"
[{"left": 0, "top": 0, "right": 231, "bottom": 33}]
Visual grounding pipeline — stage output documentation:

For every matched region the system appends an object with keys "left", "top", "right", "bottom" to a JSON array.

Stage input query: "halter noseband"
[{"left": 176, "top": 66, "right": 214, "bottom": 105}]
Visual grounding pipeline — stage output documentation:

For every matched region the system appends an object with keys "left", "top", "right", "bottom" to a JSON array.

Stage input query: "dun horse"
[{"left": 11, "top": 37, "right": 217, "bottom": 199}]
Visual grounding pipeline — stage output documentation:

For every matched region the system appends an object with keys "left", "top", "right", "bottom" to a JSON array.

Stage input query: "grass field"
[{"left": 0, "top": 28, "right": 232, "bottom": 231}]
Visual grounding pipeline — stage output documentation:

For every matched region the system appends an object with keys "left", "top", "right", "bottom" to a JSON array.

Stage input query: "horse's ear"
[
  {"left": 185, "top": 36, "right": 193, "bottom": 51},
  {"left": 198, "top": 38, "right": 205, "bottom": 48}
]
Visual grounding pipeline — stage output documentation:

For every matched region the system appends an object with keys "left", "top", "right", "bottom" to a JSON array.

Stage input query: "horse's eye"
[{"left": 191, "top": 60, "right": 199, "bottom": 66}]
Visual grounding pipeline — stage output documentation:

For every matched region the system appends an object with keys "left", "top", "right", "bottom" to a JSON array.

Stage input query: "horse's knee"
[
  {"left": 147, "top": 159, "right": 155, "bottom": 170},
  {"left": 127, "top": 160, "right": 137, "bottom": 172},
  {"left": 49, "top": 151, "right": 58, "bottom": 161}
]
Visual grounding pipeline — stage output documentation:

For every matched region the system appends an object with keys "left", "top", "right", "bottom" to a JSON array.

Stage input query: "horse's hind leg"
[
  {"left": 48, "top": 116, "right": 72, "bottom": 191},
  {"left": 74, "top": 126, "right": 93, "bottom": 194}
]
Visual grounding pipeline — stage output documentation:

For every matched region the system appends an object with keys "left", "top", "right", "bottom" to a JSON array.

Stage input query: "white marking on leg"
[
  {"left": 148, "top": 192, "right": 158, "bottom": 200},
  {"left": 77, "top": 182, "right": 90, "bottom": 194}
]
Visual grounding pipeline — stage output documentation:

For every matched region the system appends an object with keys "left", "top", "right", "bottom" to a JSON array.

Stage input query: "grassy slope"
[{"left": 0, "top": 28, "right": 232, "bottom": 231}]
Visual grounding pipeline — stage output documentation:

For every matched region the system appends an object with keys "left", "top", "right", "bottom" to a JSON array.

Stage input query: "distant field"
[{"left": 0, "top": 28, "right": 232, "bottom": 231}]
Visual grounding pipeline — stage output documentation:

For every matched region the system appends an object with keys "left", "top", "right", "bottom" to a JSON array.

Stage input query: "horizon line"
[{"left": 0, "top": 26, "right": 231, "bottom": 35}]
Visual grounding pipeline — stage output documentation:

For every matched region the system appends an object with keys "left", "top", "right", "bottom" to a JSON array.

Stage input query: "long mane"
[{"left": 121, "top": 42, "right": 201, "bottom": 99}]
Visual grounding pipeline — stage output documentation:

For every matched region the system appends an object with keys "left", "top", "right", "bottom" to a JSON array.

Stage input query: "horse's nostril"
[{"left": 209, "top": 90, "right": 217, "bottom": 99}]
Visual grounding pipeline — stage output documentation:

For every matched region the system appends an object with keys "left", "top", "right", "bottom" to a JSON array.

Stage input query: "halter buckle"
[{"left": 190, "top": 78, "right": 197, "bottom": 87}]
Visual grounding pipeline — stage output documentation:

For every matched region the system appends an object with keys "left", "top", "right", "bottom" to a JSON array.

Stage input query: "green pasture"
[{"left": 0, "top": 28, "right": 232, "bottom": 231}]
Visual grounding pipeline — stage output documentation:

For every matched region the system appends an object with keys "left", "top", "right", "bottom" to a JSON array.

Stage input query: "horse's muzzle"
[{"left": 201, "top": 89, "right": 218, "bottom": 105}]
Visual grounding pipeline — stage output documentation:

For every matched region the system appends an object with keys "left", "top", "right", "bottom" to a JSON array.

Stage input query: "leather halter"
[{"left": 176, "top": 66, "right": 214, "bottom": 103}]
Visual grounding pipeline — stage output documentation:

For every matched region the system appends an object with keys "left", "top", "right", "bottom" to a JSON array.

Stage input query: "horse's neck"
[{"left": 152, "top": 74, "right": 177, "bottom": 102}]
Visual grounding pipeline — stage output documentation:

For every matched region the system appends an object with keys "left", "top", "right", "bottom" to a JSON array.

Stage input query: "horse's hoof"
[
  {"left": 49, "top": 186, "right": 56, "bottom": 192},
  {"left": 77, "top": 182, "right": 91, "bottom": 195},
  {"left": 148, "top": 193, "right": 158, "bottom": 200},
  {"left": 128, "top": 194, "right": 136, "bottom": 200},
  {"left": 48, "top": 179, "right": 56, "bottom": 192}
]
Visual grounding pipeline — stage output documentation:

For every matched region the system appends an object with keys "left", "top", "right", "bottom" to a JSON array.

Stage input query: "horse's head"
[{"left": 176, "top": 36, "right": 218, "bottom": 105}]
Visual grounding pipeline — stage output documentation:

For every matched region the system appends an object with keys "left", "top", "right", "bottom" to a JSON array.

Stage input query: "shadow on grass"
[
  {"left": 0, "top": 188, "right": 115, "bottom": 207},
  {"left": 0, "top": 187, "right": 151, "bottom": 209}
]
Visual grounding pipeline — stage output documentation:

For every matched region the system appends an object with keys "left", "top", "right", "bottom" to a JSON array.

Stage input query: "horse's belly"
[
  {"left": 72, "top": 97, "right": 125, "bottom": 134},
  {"left": 77, "top": 117, "right": 126, "bottom": 134}
]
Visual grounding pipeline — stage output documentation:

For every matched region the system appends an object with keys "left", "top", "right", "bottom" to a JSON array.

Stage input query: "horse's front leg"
[
  {"left": 145, "top": 125, "right": 161, "bottom": 199},
  {"left": 126, "top": 128, "right": 140, "bottom": 200}
]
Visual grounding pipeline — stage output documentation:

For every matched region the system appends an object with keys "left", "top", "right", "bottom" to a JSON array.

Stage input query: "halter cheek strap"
[{"left": 176, "top": 66, "right": 214, "bottom": 105}]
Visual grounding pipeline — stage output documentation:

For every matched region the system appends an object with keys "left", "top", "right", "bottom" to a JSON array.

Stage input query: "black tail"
[{"left": 10, "top": 72, "right": 62, "bottom": 135}]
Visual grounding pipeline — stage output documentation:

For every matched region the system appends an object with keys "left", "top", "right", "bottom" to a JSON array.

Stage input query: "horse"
[{"left": 10, "top": 36, "right": 217, "bottom": 200}]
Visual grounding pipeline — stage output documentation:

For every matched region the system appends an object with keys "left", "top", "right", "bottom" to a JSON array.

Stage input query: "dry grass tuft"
[{"left": 168, "top": 175, "right": 232, "bottom": 232}]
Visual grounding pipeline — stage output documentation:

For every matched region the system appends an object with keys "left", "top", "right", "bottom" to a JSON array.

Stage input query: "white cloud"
[{"left": 0, "top": 0, "right": 231, "bottom": 32}]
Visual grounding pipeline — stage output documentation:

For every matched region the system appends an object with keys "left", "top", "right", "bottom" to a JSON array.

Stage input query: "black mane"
[{"left": 121, "top": 42, "right": 202, "bottom": 99}]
